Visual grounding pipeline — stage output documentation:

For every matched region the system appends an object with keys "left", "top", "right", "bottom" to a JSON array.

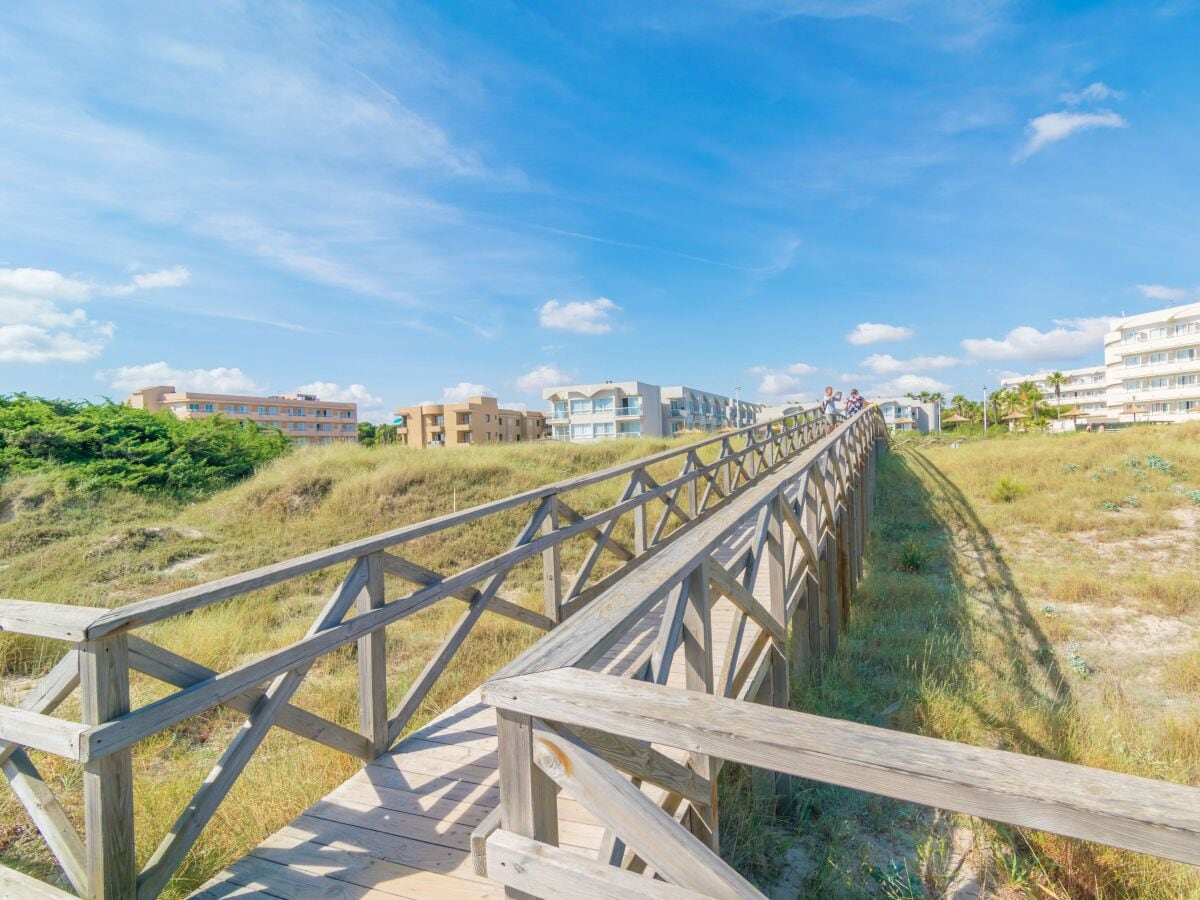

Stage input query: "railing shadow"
[{"left": 773, "top": 444, "right": 1078, "bottom": 894}]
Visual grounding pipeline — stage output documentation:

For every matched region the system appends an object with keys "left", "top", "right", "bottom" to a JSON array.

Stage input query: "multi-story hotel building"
[
  {"left": 542, "top": 381, "right": 762, "bottom": 443},
  {"left": 393, "top": 396, "right": 546, "bottom": 447},
  {"left": 1000, "top": 364, "right": 1107, "bottom": 414},
  {"left": 1104, "top": 302, "right": 1200, "bottom": 422},
  {"left": 127, "top": 386, "right": 359, "bottom": 444}
]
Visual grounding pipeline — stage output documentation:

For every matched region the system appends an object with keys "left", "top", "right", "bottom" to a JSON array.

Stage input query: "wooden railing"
[
  {"left": 475, "top": 408, "right": 1200, "bottom": 899},
  {"left": 0, "top": 406, "right": 834, "bottom": 899}
]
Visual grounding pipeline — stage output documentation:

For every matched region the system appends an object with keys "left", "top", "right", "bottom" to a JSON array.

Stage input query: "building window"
[
  {"left": 188, "top": 403, "right": 201, "bottom": 411},
  {"left": 1124, "top": 356, "right": 1140, "bottom": 367},
  {"left": 618, "top": 422, "right": 641, "bottom": 436},
  {"left": 1149, "top": 327, "right": 1167, "bottom": 339},
  {"left": 594, "top": 422, "right": 614, "bottom": 437},
  {"left": 204, "top": 403, "right": 214, "bottom": 412},
  {"left": 554, "top": 425, "right": 569, "bottom": 439},
  {"left": 1123, "top": 379, "right": 1142, "bottom": 391},
  {"left": 1148, "top": 352, "right": 1168, "bottom": 364},
  {"left": 1177, "top": 348, "right": 1196, "bottom": 362},
  {"left": 571, "top": 424, "right": 591, "bottom": 440},
  {"left": 553, "top": 401, "right": 568, "bottom": 418},
  {"left": 570, "top": 399, "right": 590, "bottom": 415},
  {"left": 592, "top": 397, "right": 614, "bottom": 413},
  {"left": 1149, "top": 377, "right": 1169, "bottom": 389}
]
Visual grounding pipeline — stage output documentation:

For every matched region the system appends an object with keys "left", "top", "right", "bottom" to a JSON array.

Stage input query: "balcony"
[{"left": 615, "top": 404, "right": 642, "bottom": 418}]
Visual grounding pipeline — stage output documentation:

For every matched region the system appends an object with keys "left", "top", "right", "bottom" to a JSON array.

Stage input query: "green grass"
[
  {"left": 0, "top": 436, "right": 712, "bottom": 896},
  {"left": 775, "top": 423, "right": 1200, "bottom": 897}
]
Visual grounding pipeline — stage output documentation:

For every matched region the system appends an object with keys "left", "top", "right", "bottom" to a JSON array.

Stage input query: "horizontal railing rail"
[{"left": 0, "top": 405, "right": 838, "bottom": 899}]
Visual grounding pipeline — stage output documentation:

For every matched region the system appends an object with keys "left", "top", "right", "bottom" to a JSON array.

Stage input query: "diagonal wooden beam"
[
  {"left": 556, "top": 499, "right": 635, "bottom": 562},
  {"left": 565, "top": 725, "right": 711, "bottom": 807},
  {"left": 3, "top": 749, "right": 88, "bottom": 895},
  {"left": 528, "top": 719, "right": 762, "bottom": 898},
  {"left": 126, "top": 636, "right": 372, "bottom": 761},
  {"left": 567, "top": 475, "right": 642, "bottom": 599},
  {"left": 379, "top": 551, "right": 554, "bottom": 631},
  {"left": 386, "top": 498, "right": 554, "bottom": 746},
  {"left": 707, "top": 561, "right": 785, "bottom": 645},
  {"left": 136, "top": 557, "right": 369, "bottom": 899},
  {"left": 648, "top": 580, "right": 690, "bottom": 686}
]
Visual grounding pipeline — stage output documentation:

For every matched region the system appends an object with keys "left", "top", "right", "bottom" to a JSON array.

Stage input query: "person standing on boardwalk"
[{"left": 820, "top": 385, "right": 841, "bottom": 433}]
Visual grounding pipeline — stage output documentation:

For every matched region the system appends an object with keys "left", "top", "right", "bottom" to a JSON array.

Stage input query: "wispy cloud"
[
  {"left": 1134, "top": 284, "right": 1192, "bottom": 303},
  {"left": 868, "top": 373, "right": 952, "bottom": 397},
  {"left": 750, "top": 362, "right": 819, "bottom": 399},
  {"left": 846, "top": 322, "right": 915, "bottom": 345},
  {"left": 108, "top": 266, "right": 190, "bottom": 296},
  {"left": 296, "top": 380, "right": 386, "bottom": 421},
  {"left": 441, "top": 381, "right": 493, "bottom": 402},
  {"left": 1016, "top": 111, "right": 1127, "bottom": 160},
  {"left": 539, "top": 298, "right": 620, "bottom": 334},
  {"left": 1060, "top": 82, "right": 1124, "bottom": 106}
]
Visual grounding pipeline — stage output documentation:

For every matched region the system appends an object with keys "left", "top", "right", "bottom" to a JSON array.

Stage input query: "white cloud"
[
  {"left": 442, "top": 381, "right": 493, "bottom": 402},
  {"left": 500, "top": 400, "right": 528, "bottom": 413},
  {"left": 516, "top": 364, "right": 573, "bottom": 394},
  {"left": 1134, "top": 284, "right": 1191, "bottom": 303},
  {"left": 757, "top": 372, "right": 806, "bottom": 398},
  {"left": 538, "top": 298, "right": 620, "bottom": 334},
  {"left": 784, "top": 362, "right": 818, "bottom": 375},
  {"left": 0, "top": 266, "right": 113, "bottom": 363},
  {"left": 297, "top": 381, "right": 386, "bottom": 422},
  {"left": 868, "top": 374, "right": 952, "bottom": 397},
  {"left": 846, "top": 322, "right": 914, "bottom": 345},
  {"left": 1061, "top": 82, "right": 1123, "bottom": 106},
  {"left": 0, "top": 267, "right": 91, "bottom": 300},
  {"left": 109, "top": 266, "right": 191, "bottom": 296},
  {"left": 0, "top": 325, "right": 110, "bottom": 364},
  {"left": 961, "top": 317, "right": 1113, "bottom": 362},
  {"left": 100, "top": 361, "right": 263, "bottom": 394},
  {"left": 861, "top": 353, "right": 960, "bottom": 374},
  {"left": 1016, "top": 111, "right": 1127, "bottom": 160}
]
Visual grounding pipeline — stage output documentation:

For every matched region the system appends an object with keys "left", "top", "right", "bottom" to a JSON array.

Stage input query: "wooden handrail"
[{"left": 484, "top": 667, "right": 1200, "bottom": 867}]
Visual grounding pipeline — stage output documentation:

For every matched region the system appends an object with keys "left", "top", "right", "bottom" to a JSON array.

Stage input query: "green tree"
[{"left": 1045, "top": 371, "right": 1068, "bottom": 408}]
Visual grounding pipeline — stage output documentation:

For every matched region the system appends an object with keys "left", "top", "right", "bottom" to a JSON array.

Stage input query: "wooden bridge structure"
[{"left": 1, "top": 406, "right": 1198, "bottom": 898}]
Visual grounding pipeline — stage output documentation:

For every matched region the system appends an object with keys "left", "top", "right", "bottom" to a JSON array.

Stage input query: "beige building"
[
  {"left": 394, "top": 396, "right": 546, "bottom": 447},
  {"left": 127, "top": 385, "right": 359, "bottom": 445}
]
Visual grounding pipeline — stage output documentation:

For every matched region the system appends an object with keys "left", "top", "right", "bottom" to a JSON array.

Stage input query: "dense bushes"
[{"left": 0, "top": 394, "right": 291, "bottom": 497}]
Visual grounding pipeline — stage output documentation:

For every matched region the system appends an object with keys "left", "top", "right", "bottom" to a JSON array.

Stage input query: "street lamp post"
[{"left": 982, "top": 385, "right": 988, "bottom": 433}]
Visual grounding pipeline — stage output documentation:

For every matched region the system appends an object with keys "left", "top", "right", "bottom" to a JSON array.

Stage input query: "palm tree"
[
  {"left": 987, "top": 389, "right": 1009, "bottom": 426},
  {"left": 1045, "top": 371, "right": 1068, "bottom": 408},
  {"left": 1015, "top": 380, "right": 1044, "bottom": 416}
]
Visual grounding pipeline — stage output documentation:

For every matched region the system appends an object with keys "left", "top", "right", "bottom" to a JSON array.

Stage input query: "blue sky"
[{"left": 2, "top": 1, "right": 1198, "bottom": 421}]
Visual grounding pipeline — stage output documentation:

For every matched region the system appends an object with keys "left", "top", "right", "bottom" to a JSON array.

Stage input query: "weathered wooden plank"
[
  {"left": 470, "top": 806, "right": 502, "bottom": 877},
  {"left": 0, "top": 599, "right": 107, "bottom": 642},
  {"left": 487, "top": 668, "right": 1200, "bottom": 868},
  {"left": 0, "top": 864, "right": 79, "bottom": 899},
  {"left": 541, "top": 494, "right": 563, "bottom": 623},
  {"left": 486, "top": 830, "right": 708, "bottom": 900},
  {"left": 0, "top": 649, "right": 79, "bottom": 765},
  {"left": 359, "top": 553, "right": 389, "bottom": 758},
  {"left": 556, "top": 498, "right": 635, "bottom": 563},
  {"left": 2, "top": 749, "right": 88, "bottom": 894},
  {"left": 0, "top": 706, "right": 87, "bottom": 761},
  {"left": 528, "top": 720, "right": 761, "bottom": 898},
  {"left": 496, "top": 710, "right": 559, "bottom": 899},
  {"left": 566, "top": 724, "right": 710, "bottom": 806}
]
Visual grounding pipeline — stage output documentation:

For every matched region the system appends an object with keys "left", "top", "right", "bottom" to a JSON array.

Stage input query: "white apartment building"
[
  {"left": 1000, "top": 365, "right": 1107, "bottom": 414},
  {"left": 545, "top": 382, "right": 664, "bottom": 442},
  {"left": 1104, "top": 302, "right": 1200, "bottom": 423},
  {"left": 543, "top": 381, "right": 762, "bottom": 443},
  {"left": 876, "top": 398, "right": 940, "bottom": 433}
]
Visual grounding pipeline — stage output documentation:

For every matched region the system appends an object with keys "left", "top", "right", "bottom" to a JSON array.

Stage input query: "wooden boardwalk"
[{"left": 194, "top": 509, "right": 770, "bottom": 899}]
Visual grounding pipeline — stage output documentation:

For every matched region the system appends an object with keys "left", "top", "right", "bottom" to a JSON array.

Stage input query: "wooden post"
[
  {"left": 682, "top": 562, "right": 718, "bottom": 851},
  {"left": 358, "top": 552, "right": 388, "bottom": 758},
  {"left": 496, "top": 709, "right": 559, "bottom": 899},
  {"left": 686, "top": 454, "right": 699, "bottom": 519},
  {"left": 79, "top": 636, "right": 135, "bottom": 900},
  {"left": 628, "top": 475, "right": 648, "bottom": 561},
  {"left": 821, "top": 531, "right": 839, "bottom": 656},
  {"left": 837, "top": 511, "right": 852, "bottom": 630},
  {"left": 543, "top": 494, "right": 563, "bottom": 622},
  {"left": 765, "top": 493, "right": 792, "bottom": 810}
]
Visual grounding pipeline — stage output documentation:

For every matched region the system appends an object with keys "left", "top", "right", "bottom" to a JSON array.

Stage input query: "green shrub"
[
  {"left": 989, "top": 476, "right": 1024, "bottom": 503},
  {"left": 1100, "top": 500, "right": 1121, "bottom": 512},
  {"left": 1059, "top": 463, "right": 1079, "bottom": 473},
  {"left": 1145, "top": 453, "right": 1175, "bottom": 474},
  {"left": 0, "top": 394, "right": 292, "bottom": 498},
  {"left": 1121, "top": 495, "right": 1142, "bottom": 508}
]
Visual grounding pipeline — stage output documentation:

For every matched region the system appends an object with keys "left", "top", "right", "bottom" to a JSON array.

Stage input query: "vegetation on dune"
[
  {"left": 0, "top": 434, "right": 701, "bottom": 895},
  {"left": 0, "top": 394, "right": 292, "bottom": 497},
  {"left": 768, "top": 422, "right": 1200, "bottom": 897}
]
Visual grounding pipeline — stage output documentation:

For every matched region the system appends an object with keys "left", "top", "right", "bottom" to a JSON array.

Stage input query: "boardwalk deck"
[{"left": 194, "top": 507, "right": 771, "bottom": 899}]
